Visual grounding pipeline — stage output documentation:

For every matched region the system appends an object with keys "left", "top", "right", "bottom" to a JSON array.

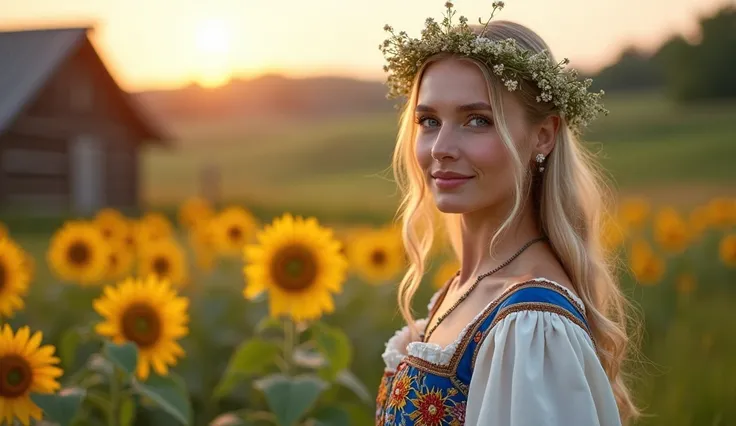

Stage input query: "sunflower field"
[{"left": 0, "top": 195, "right": 735, "bottom": 426}]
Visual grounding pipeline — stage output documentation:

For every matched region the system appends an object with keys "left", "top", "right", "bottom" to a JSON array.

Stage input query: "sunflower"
[
  {"left": 347, "top": 227, "right": 405, "bottom": 285},
  {"left": 178, "top": 196, "right": 214, "bottom": 229},
  {"left": 706, "top": 197, "right": 736, "bottom": 229},
  {"left": 122, "top": 219, "right": 138, "bottom": 253},
  {"left": 629, "top": 239, "right": 665, "bottom": 285},
  {"left": 137, "top": 212, "right": 173, "bottom": 244},
  {"left": 105, "top": 241, "right": 134, "bottom": 281},
  {"left": 94, "top": 208, "right": 129, "bottom": 242},
  {"left": 243, "top": 213, "right": 348, "bottom": 322},
  {"left": 138, "top": 239, "right": 188, "bottom": 287},
  {"left": 720, "top": 234, "right": 736, "bottom": 268},
  {"left": 0, "top": 325, "right": 63, "bottom": 426},
  {"left": 0, "top": 239, "right": 29, "bottom": 318},
  {"left": 48, "top": 221, "right": 109, "bottom": 285},
  {"left": 94, "top": 276, "right": 189, "bottom": 380},
  {"left": 654, "top": 207, "right": 689, "bottom": 254},
  {"left": 618, "top": 197, "right": 650, "bottom": 232},
  {"left": 600, "top": 213, "right": 626, "bottom": 253},
  {"left": 189, "top": 221, "right": 217, "bottom": 272},
  {"left": 212, "top": 206, "right": 258, "bottom": 256}
]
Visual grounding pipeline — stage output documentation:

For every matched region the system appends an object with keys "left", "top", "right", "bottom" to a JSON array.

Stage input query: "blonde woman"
[{"left": 375, "top": 2, "right": 638, "bottom": 425}]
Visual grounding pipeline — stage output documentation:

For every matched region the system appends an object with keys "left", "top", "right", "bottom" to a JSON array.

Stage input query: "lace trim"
[
  {"left": 381, "top": 318, "right": 428, "bottom": 373},
  {"left": 406, "top": 277, "right": 585, "bottom": 367}
]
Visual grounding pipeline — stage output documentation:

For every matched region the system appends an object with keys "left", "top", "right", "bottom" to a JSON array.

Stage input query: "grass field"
[{"left": 143, "top": 91, "right": 736, "bottom": 219}]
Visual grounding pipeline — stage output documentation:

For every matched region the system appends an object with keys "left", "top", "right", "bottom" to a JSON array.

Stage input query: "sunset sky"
[{"left": 0, "top": 0, "right": 730, "bottom": 91}]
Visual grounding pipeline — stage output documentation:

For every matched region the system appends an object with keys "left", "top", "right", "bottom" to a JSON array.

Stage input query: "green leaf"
[
  {"left": 255, "top": 316, "right": 283, "bottom": 334},
  {"left": 227, "top": 338, "right": 282, "bottom": 375},
  {"left": 119, "top": 394, "right": 136, "bottom": 426},
  {"left": 133, "top": 373, "right": 192, "bottom": 425},
  {"left": 311, "top": 323, "right": 352, "bottom": 381},
  {"left": 312, "top": 406, "right": 351, "bottom": 426},
  {"left": 253, "top": 374, "right": 328, "bottom": 426},
  {"left": 59, "top": 328, "right": 81, "bottom": 371},
  {"left": 104, "top": 341, "right": 139, "bottom": 376},
  {"left": 214, "top": 338, "right": 281, "bottom": 399},
  {"left": 335, "top": 370, "right": 372, "bottom": 404},
  {"left": 212, "top": 371, "right": 248, "bottom": 400},
  {"left": 31, "top": 388, "right": 86, "bottom": 426}
]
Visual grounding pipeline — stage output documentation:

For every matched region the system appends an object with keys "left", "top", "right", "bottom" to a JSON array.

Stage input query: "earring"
[{"left": 535, "top": 153, "right": 546, "bottom": 172}]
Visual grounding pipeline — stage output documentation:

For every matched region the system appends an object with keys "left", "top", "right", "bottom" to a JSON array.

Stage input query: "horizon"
[{"left": 0, "top": 0, "right": 729, "bottom": 92}]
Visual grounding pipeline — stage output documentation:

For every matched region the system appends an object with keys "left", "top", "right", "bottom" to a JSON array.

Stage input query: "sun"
[
  {"left": 194, "top": 19, "right": 232, "bottom": 88},
  {"left": 195, "top": 19, "right": 230, "bottom": 55}
]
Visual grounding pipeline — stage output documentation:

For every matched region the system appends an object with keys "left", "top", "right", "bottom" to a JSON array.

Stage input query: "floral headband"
[{"left": 379, "top": 1, "right": 608, "bottom": 134}]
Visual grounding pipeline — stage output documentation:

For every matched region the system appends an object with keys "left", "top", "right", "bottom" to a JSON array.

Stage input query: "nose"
[{"left": 430, "top": 126, "right": 458, "bottom": 161}]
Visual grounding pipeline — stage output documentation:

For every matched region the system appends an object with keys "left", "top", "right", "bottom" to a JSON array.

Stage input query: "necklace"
[{"left": 421, "top": 235, "right": 548, "bottom": 342}]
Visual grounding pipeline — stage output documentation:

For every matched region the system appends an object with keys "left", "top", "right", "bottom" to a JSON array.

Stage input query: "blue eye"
[
  {"left": 467, "top": 115, "right": 492, "bottom": 127},
  {"left": 416, "top": 116, "right": 441, "bottom": 128}
]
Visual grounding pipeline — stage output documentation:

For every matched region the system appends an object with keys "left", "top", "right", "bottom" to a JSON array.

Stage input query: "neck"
[{"left": 456, "top": 198, "right": 543, "bottom": 284}]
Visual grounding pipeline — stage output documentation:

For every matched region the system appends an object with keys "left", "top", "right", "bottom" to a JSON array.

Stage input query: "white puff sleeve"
[{"left": 465, "top": 310, "right": 622, "bottom": 426}]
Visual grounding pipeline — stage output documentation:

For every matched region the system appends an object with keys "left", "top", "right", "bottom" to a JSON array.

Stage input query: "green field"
[{"left": 143, "top": 91, "right": 736, "bottom": 219}]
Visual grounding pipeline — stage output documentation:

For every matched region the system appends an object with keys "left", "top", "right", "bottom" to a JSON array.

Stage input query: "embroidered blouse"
[{"left": 375, "top": 278, "right": 622, "bottom": 426}]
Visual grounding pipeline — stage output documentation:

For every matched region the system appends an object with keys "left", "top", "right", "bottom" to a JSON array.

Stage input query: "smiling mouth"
[{"left": 432, "top": 175, "right": 474, "bottom": 189}]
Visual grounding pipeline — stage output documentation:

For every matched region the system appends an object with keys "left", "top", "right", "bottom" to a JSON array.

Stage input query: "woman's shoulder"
[{"left": 472, "top": 276, "right": 592, "bottom": 348}]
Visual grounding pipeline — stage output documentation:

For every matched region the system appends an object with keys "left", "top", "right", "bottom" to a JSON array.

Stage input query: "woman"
[{"left": 375, "top": 2, "right": 639, "bottom": 425}]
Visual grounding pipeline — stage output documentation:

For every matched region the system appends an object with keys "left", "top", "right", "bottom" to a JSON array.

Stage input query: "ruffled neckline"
[{"left": 381, "top": 277, "right": 585, "bottom": 371}]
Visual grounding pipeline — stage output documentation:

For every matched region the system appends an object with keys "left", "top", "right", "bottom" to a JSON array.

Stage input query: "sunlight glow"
[{"left": 194, "top": 18, "right": 232, "bottom": 88}]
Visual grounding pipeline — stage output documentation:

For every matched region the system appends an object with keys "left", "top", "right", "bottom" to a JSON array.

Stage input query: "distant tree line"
[{"left": 590, "top": 5, "right": 736, "bottom": 102}]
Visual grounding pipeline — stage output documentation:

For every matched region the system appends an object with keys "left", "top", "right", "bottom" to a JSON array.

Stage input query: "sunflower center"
[
  {"left": 68, "top": 241, "right": 91, "bottom": 266},
  {"left": 0, "top": 355, "right": 33, "bottom": 398},
  {"left": 153, "top": 257, "right": 170, "bottom": 277},
  {"left": 109, "top": 253, "right": 119, "bottom": 268},
  {"left": 271, "top": 244, "right": 318, "bottom": 292},
  {"left": 228, "top": 226, "right": 243, "bottom": 242},
  {"left": 102, "top": 227, "right": 113, "bottom": 239},
  {"left": 0, "top": 261, "right": 6, "bottom": 292},
  {"left": 371, "top": 249, "right": 387, "bottom": 266},
  {"left": 121, "top": 303, "right": 162, "bottom": 348}
]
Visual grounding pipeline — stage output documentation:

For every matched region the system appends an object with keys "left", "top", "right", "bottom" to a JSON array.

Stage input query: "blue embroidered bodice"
[{"left": 375, "top": 279, "right": 590, "bottom": 426}]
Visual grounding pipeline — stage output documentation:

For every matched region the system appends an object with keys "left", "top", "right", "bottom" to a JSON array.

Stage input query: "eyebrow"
[{"left": 415, "top": 102, "right": 493, "bottom": 113}]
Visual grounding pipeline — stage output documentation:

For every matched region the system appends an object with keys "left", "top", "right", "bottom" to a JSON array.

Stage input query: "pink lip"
[{"left": 433, "top": 176, "right": 473, "bottom": 190}]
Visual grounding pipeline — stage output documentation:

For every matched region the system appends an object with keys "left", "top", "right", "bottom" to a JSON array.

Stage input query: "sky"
[{"left": 0, "top": 0, "right": 731, "bottom": 91}]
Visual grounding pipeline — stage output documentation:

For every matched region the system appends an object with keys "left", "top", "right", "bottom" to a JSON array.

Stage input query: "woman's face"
[{"left": 414, "top": 58, "right": 534, "bottom": 214}]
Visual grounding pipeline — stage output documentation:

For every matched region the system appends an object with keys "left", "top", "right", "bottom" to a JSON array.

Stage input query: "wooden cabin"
[{"left": 0, "top": 26, "right": 168, "bottom": 214}]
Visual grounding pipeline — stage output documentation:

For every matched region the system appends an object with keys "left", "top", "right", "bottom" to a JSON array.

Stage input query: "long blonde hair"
[{"left": 391, "top": 20, "right": 640, "bottom": 423}]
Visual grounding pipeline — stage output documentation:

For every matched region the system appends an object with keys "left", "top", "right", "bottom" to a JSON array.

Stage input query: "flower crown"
[{"left": 379, "top": 1, "right": 608, "bottom": 134}]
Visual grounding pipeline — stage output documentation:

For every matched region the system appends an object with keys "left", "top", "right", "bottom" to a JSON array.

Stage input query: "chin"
[{"left": 432, "top": 194, "right": 475, "bottom": 214}]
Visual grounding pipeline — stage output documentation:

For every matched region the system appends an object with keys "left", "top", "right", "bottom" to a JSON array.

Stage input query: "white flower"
[
  {"left": 504, "top": 79, "right": 519, "bottom": 91},
  {"left": 493, "top": 64, "right": 505, "bottom": 75},
  {"left": 493, "top": 1, "right": 505, "bottom": 9}
]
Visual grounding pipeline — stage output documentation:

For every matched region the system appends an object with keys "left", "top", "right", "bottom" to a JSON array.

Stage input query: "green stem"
[
  {"left": 108, "top": 371, "right": 120, "bottom": 426},
  {"left": 283, "top": 318, "right": 297, "bottom": 375}
]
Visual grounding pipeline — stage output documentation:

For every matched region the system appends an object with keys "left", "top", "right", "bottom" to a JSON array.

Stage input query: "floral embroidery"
[
  {"left": 473, "top": 331, "right": 483, "bottom": 343},
  {"left": 409, "top": 387, "right": 457, "bottom": 426},
  {"left": 448, "top": 401, "right": 466, "bottom": 426},
  {"left": 375, "top": 373, "right": 392, "bottom": 423},
  {"left": 388, "top": 371, "right": 413, "bottom": 410}
]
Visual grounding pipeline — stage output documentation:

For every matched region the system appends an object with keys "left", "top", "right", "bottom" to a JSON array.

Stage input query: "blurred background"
[{"left": 1, "top": 0, "right": 735, "bottom": 425}]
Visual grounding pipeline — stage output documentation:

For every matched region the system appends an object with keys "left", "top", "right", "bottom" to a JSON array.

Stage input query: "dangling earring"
[{"left": 535, "top": 153, "right": 546, "bottom": 172}]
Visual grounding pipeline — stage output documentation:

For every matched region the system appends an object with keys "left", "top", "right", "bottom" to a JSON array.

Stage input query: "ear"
[{"left": 533, "top": 115, "right": 560, "bottom": 156}]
